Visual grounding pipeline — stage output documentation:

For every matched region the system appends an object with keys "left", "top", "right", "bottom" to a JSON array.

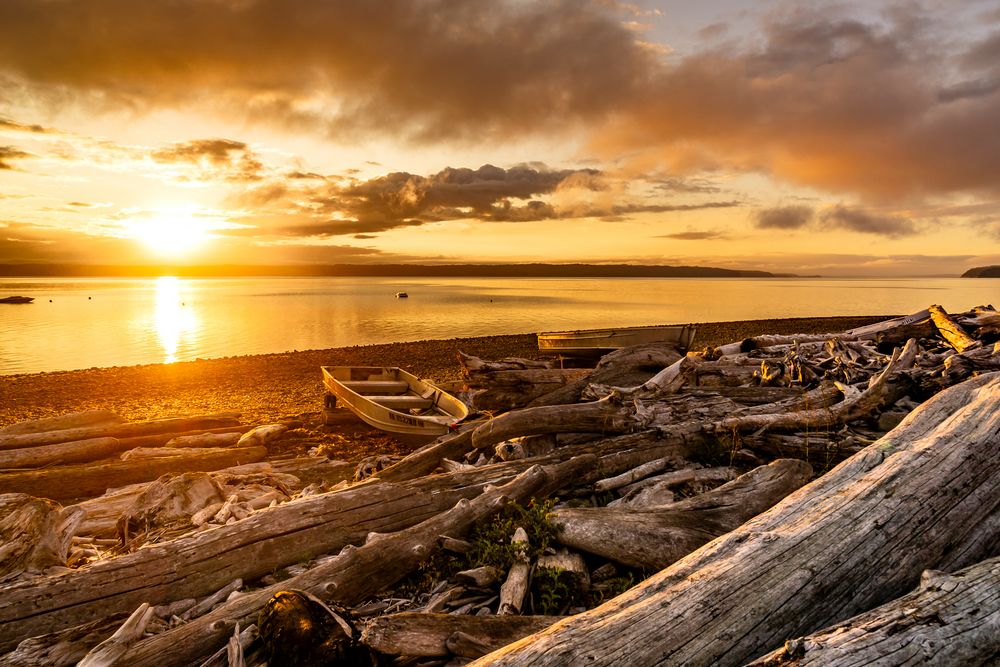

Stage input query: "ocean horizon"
[{"left": 1, "top": 275, "right": 996, "bottom": 375}]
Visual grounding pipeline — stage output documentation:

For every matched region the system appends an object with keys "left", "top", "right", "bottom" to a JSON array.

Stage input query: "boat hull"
[
  {"left": 0, "top": 296, "right": 34, "bottom": 304},
  {"left": 321, "top": 366, "right": 469, "bottom": 437},
  {"left": 537, "top": 324, "right": 696, "bottom": 356}
]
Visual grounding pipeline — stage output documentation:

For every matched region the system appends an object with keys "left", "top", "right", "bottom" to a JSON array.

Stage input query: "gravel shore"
[{"left": 1, "top": 315, "right": 891, "bottom": 429}]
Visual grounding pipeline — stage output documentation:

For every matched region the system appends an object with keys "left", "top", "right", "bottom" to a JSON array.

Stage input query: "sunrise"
[{"left": 1, "top": 1, "right": 999, "bottom": 663}]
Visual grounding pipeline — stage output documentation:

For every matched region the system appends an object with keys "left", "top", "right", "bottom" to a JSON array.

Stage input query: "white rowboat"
[
  {"left": 537, "top": 324, "right": 697, "bottom": 357},
  {"left": 321, "top": 366, "right": 469, "bottom": 436}
]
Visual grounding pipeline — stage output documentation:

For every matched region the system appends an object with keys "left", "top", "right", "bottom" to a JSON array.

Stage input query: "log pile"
[{"left": 0, "top": 304, "right": 999, "bottom": 665}]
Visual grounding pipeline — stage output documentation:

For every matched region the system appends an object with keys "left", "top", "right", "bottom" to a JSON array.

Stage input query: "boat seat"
[
  {"left": 341, "top": 380, "right": 410, "bottom": 395},
  {"left": 368, "top": 395, "right": 435, "bottom": 410}
]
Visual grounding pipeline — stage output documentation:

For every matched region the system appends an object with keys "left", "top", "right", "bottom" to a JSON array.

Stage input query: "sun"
[{"left": 128, "top": 204, "right": 213, "bottom": 258}]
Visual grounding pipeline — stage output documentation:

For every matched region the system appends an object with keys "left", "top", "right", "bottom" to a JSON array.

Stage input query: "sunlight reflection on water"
[{"left": 154, "top": 277, "right": 198, "bottom": 364}]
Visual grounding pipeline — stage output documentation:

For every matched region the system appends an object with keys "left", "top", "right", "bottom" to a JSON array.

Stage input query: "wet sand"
[{"left": 1, "top": 315, "right": 891, "bottom": 429}]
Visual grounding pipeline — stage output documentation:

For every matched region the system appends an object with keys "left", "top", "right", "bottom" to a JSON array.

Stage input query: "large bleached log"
[
  {"left": 929, "top": 304, "right": 980, "bottom": 353},
  {"left": 0, "top": 413, "right": 242, "bottom": 451},
  {"left": 474, "top": 372, "right": 1000, "bottom": 667},
  {"left": 555, "top": 459, "right": 812, "bottom": 570},
  {"left": 0, "top": 411, "right": 123, "bottom": 436},
  {"left": 119, "top": 457, "right": 593, "bottom": 667},
  {"left": 0, "top": 446, "right": 267, "bottom": 501},
  {"left": 362, "top": 613, "right": 562, "bottom": 658},
  {"left": 0, "top": 467, "right": 492, "bottom": 650},
  {"left": 748, "top": 556, "right": 1000, "bottom": 666},
  {"left": 528, "top": 343, "right": 682, "bottom": 407}
]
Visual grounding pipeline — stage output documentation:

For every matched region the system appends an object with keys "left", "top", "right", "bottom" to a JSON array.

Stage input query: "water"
[{"left": 0, "top": 276, "right": 996, "bottom": 375}]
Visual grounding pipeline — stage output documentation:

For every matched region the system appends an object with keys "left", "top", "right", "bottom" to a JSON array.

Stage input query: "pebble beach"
[{"left": 1, "top": 315, "right": 891, "bottom": 431}]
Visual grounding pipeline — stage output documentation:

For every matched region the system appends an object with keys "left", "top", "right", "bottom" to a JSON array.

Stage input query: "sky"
[{"left": 1, "top": 0, "right": 999, "bottom": 276}]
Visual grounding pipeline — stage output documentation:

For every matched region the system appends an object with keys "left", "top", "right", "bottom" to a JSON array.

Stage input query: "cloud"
[
  {"left": 0, "top": 145, "right": 32, "bottom": 169},
  {"left": 754, "top": 205, "right": 814, "bottom": 229},
  {"left": 152, "top": 139, "right": 264, "bottom": 182},
  {"left": 235, "top": 163, "right": 741, "bottom": 238},
  {"left": 0, "top": 0, "right": 653, "bottom": 143},
  {"left": 0, "top": 118, "right": 51, "bottom": 134},
  {"left": 590, "top": 11, "right": 1000, "bottom": 200},
  {"left": 657, "top": 230, "right": 729, "bottom": 240},
  {"left": 2, "top": 3, "right": 997, "bottom": 202},
  {"left": 819, "top": 204, "right": 917, "bottom": 238}
]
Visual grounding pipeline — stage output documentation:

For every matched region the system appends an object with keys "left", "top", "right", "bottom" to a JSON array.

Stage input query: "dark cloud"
[
  {"left": 0, "top": 0, "right": 653, "bottom": 143},
  {"left": 657, "top": 230, "right": 728, "bottom": 240},
  {"left": 0, "top": 118, "right": 51, "bottom": 133},
  {"left": 302, "top": 163, "right": 601, "bottom": 234},
  {"left": 593, "top": 12, "right": 1000, "bottom": 199},
  {"left": 240, "top": 163, "right": 741, "bottom": 237},
  {"left": 819, "top": 204, "right": 917, "bottom": 238},
  {"left": 2, "top": 3, "right": 997, "bottom": 201},
  {"left": 0, "top": 145, "right": 32, "bottom": 169},
  {"left": 152, "top": 139, "right": 264, "bottom": 182},
  {"left": 754, "top": 205, "right": 814, "bottom": 229}
]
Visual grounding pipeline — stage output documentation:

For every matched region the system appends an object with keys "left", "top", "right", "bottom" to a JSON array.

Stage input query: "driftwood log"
[
  {"left": 118, "top": 457, "right": 593, "bottom": 667},
  {"left": 0, "top": 494, "right": 83, "bottom": 578},
  {"left": 554, "top": 459, "right": 812, "bottom": 570},
  {"left": 527, "top": 343, "right": 682, "bottom": 407},
  {"left": 475, "top": 371, "right": 1000, "bottom": 666},
  {"left": 0, "top": 414, "right": 242, "bottom": 451},
  {"left": 0, "top": 462, "right": 521, "bottom": 649},
  {"left": 0, "top": 446, "right": 267, "bottom": 502},
  {"left": 362, "top": 613, "right": 562, "bottom": 659},
  {"left": 0, "top": 411, "right": 123, "bottom": 436},
  {"left": 748, "top": 555, "right": 1000, "bottom": 666}
]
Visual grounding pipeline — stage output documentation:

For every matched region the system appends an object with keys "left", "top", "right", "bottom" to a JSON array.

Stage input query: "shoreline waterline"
[{"left": 1, "top": 315, "right": 892, "bottom": 428}]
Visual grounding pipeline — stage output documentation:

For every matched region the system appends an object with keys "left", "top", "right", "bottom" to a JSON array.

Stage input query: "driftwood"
[
  {"left": 0, "top": 413, "right": 242, "bottom": 451},
  {"left": 929, "top": 304, "right": 980, "bottom": 353},
  {"left": 554, "top": 459, "right": 812, "bottom": 570},
  {"left": 748, "top": 555, "right": 1000, "bottom": 666},
  {"left": 0, "top": 465, "right": 497, "bottom": 649},
  {"left": 475, "top": 372, "right": 1000, "bottom": 666},
  {"left": 608, "top": 466, "right": 738, "bottom": 508},
  {"left": 527, "top": 343, "right": 682, "bottom": 407},
  {"left": 0, "top": 411, "right": 123, "bottom": 436},
  {"left": 119, "top": 457, "right": 593, "bottom": 667},
  {"left": 498, "top": 527, "right": 531, "bottom": 615},
  {"left": 0, "top": 614, "right": 127, "bottom": 667},
  {"left": 0, "top": 494, "right": 83, "bottom": 578},
  {"left": 461, "top": 352, "right": 590, "bottom": 411},
  {"left": 713, "top": 339, "right": 918, "bottom": 434},
  {"left": 76, "top": 603, "right": 154, "bottom": 667},
  {"left": 0, "top": 446, "right": 267, "bottom": 501},
  {"left": 165, "top": 433, "right": 242, "bottom": 449},
  {"left": 362, "top": 613, "right": 562, "bottom": 658}
]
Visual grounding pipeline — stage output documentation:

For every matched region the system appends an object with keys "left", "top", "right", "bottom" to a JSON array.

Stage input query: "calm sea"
[{"left": 0, "top": 276, "right": 996, "bottom": 375}]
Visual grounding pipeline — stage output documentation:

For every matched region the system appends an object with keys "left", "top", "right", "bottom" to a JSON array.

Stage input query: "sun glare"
[{"left": 128, "top": 205, "right": 213, "bottom": 258}]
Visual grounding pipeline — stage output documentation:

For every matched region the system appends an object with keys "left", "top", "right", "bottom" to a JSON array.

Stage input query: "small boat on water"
[
  {"left": 321, "top": 366, "right": 469, "bottom": 436},
  {"left": 537, "top": 323, "right": 697, "bottom": 357},
  {"left": 395, "top": 292, "right": 409, "bottom": 298},
  {"left": 0, "top": 296, "right": 34, "bottom": 304}
]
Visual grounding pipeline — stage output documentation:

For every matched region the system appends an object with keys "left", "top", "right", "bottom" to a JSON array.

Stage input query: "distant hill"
[
  {"left": 962, "top": 266, "right": 1000, "bottom": 278},
  {"left": 0, "top": 263, "right": 796, "bottom": 278}
]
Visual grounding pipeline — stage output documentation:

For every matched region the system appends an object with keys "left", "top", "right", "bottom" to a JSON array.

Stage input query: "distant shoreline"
[{"left": 0, "top": 262, "right": 807, "bottom": 279}]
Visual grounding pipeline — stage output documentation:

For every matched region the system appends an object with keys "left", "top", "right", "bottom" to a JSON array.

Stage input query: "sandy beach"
[{"left": 1, "top": 315, "right": 890, "bottom": 431}]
